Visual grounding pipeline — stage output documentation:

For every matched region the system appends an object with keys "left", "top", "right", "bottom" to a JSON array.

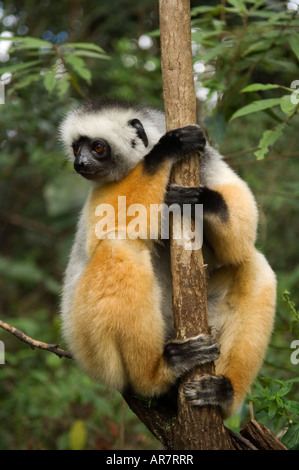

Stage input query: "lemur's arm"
[
  {"left": 165, "top": 176, "right": 258, "bottom": 266},
  {"left": 165, "top": 184, "right": 228, "bottom": 221}
]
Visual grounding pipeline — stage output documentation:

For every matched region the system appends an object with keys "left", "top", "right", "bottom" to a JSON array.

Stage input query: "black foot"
[
  {"left": 184, "top": 374, "right": 234, "bottom": 408},
  {"left": 163, "top": 333, "right": 220, "bottom": 376}
]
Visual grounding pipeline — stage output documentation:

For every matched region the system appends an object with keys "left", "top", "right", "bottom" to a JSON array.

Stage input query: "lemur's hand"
[
  {"left": 159, "top": 126, "right": 206, "bottom": 157},
  {"left": 144, "top": 126, "right": 206, "bottom": 173}
]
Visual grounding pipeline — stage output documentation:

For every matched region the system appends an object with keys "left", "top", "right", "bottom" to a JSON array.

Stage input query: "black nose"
[{"left": 74, "top": 154, "right": 90, "bottom": 172}]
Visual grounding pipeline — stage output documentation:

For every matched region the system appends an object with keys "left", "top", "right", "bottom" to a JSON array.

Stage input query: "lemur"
[{"left": 60, "top": 98, "right": 276, "bottom": 418}]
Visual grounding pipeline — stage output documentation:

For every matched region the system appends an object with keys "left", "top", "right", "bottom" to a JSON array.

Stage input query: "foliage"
[
  {"left": 248, "top": 292, "right": 299, "bottom": 449},
  {"left": 1, "top": 35, "right": 109, "bottom": 97},
  {"left": 0, "top": 316, "right": 156, "bottom": 450},
  {"left": 0, "top": 0, "right": 299, "bottom": 450}
]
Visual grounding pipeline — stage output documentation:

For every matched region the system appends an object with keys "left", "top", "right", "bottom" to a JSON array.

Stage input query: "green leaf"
[
  {"left": 43, "top": 69, "right": 56, "bottom": 93},
  {"left": 0, "top": 255, "right": 59, "bottom": 293},
  {"left": 227, "top": 0, "right": 248, "bottom": 13},
  {"left": 200, "top": 44, "right": 227, "bottom": 62},
  {"left": 277, "top": 382, "right": 293, "bottom": 397},
  {"left": 147, "top": 28, "right": 160, "bottom": 38},
  {"left": 0, "top": 60, "right": 41, "bottom": 74},
  {"left": 289, "top": 36, "right": 299, "bottom": 63},
  {"left": 242, "top": 39, "right": 272, "bottom": 57},
  {"left": 56, "top": 75, "right": 71, "bottom": 98},
  {"left": 69, "top": 420, "right": 87, "bottom": 450},
  {"left": 254, "top": 123, "right": 286, "bottom": 160},
  {"left": 1, "top": 36, "right": 52, "bottom": 48},
  {"left": 241, "top": 83, "right": 280, "bottom": 93},
  {"left": 72, "top": 50, "right": 111, "bottom": 60},
  {"left": 268, "top": 401, "right": 278, "bottom": 418},
  {"left": 64, "top": 54, "right": 92, "bottom": 84},
  {"left": 275, "top": 397, "right": 284, "bottom": 407},
  {"left": 281, "top": 424, "right": 299, "bottom": 449},
  {"left": 225, "top": 413, "right": 241, "bottom": 432},
  {"left": 280, "top": 95, "right": 298, "bottom": 116},
  {"left": 62, "top": 42, "right": 106, "bottom": 54},
  {"left": 283, "top": 291, "right": 299, "bottom": 319},
  {"left": 247, "top": 0, "right": 269, "bottom": 9},
  {"left": 283, "top": 399, "right": 299, "bottom": 414},
  {"left": 191, "top": 5, "right": 222, "bottom": 16},
  {"left": 0, "top": 256, "right": 43, "bottom": 285},
  {"left": 12, "top": 73, "right": 40, "bottom": 90},
  {"left": 283, "top": 291, "right": 299, "bottom": 332},
  {"left": 230, "top": 98, "right": 282, "bottom": 121}
]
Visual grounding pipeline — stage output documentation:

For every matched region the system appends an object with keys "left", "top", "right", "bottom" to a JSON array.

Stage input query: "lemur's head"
[{"left": 60, "top": 98, "right": 165, "bottom": 183}]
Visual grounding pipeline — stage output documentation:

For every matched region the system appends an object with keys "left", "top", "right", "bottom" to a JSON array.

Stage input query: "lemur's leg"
[
  {"left": 167, "top": 179, "right": 275, "bottom": 417},
  {"left": 72, "top": 238, "right": 220, "bottom": 397},
  {"left": 184, "top": 253, "right": 276, "bottom": 417}
]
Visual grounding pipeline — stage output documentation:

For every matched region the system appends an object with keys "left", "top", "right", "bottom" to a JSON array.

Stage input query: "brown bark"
[
  {"left": 0, "top": 319, "right": 73, "bottom": 359},
  {"left": 159, "top": 0, "right": 232, "bottom": 450},
  {"left": 241, "top": 419, "right": 288, "bottom": 450}
]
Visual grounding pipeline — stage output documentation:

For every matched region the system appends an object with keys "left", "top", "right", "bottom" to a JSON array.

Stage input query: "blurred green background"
[{"left": 0, "top": 0, "right": 299, "bottom": 450}]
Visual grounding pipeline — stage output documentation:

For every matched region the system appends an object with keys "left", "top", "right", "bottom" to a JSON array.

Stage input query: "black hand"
[{"left": 144, "top": 126, "right": 206, "bottom": 174}]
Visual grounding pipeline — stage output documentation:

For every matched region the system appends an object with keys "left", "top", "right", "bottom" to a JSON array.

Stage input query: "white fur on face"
[{"left": 59, "top": 105, "right": 166, "bottom": 168}]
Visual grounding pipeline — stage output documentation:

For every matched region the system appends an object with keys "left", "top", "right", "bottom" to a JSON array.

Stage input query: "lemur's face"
[
  {"left": 71, "top": 136, "right": 113, "bottom": 180},
  {"left": 60, "top": 100, "right": 166, "bottom": 184},
  {"left": 70, "top": 118, "right": 149, "bottom": 181}
]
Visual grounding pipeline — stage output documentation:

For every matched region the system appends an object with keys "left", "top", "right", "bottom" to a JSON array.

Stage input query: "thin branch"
[
  {"left": 0, "top": 319, "right": 73, "bottom": 359},
  {"left": 224, "top": 146, "right": 259, "bottom": 159},
  {"left": 226, "top": 426, "right": 258, "bottom": 450},
  {"left": 0, "top": 210, "right": 56, "bottom": 237}
]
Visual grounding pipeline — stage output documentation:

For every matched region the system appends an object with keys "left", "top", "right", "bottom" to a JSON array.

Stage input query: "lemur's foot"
[
  {"left": 184, "top": 374, "right": 234, "bottom": 410},
  {"left": 163, "top": 333, "right": 220, "bottom": 377}
]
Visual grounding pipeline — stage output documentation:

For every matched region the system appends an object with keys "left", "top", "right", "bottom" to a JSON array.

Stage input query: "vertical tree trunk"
[{"left": 159, "top": 0, "right": 232, "bottom": 449}]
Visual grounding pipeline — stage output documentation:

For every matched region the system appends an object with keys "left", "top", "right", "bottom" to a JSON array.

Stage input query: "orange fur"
[
  {"left": 70, "top": 164, "right": 276, "bottom": 411},
  {"left": 86, "top": 161, "right": 170, "bottom": 256},
  {"left": 60, "top": 102, "right": 276, "bottom": 417},
  {"left": 71, "top": 159, "right": 176, "bottom": 396},
  {"left": 204, "top": 183, "right": 258, "bottom": 265},
  {"left": 207, "top": 241, "right": 276, "bottom": 417}
]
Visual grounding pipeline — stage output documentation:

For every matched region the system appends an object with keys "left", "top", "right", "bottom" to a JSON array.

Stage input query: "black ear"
[{"left": 128, "top": 119, "right": 148, "bottom": 148}]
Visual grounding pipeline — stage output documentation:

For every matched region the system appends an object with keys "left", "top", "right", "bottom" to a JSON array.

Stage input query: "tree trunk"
[{"left": 159, "top": 0, "right": 232, "bottom": 450}]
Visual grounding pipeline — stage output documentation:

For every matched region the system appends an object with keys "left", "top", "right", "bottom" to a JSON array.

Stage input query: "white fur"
[
  {"left": 60, "top": 105, "right": 165, "bottom": 169},
  {"left": 203, "top": 144, "right": 244, "bottom": 188},
  {"left": 60, "top": 203, "right": 89, "bottom": 344}
]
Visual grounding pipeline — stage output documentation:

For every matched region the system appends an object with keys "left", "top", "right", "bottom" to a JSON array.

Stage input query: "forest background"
[{"left": 0, "top": 0, "right": 299, "bottom": 450}]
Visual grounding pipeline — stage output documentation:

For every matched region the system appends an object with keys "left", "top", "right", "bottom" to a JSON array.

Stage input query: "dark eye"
[
  {"left": 72, "top": 143, "right": 79, "bottom": 156},
  {"left": 93, "top": 142, "right": 105, "bottom": 154}
]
